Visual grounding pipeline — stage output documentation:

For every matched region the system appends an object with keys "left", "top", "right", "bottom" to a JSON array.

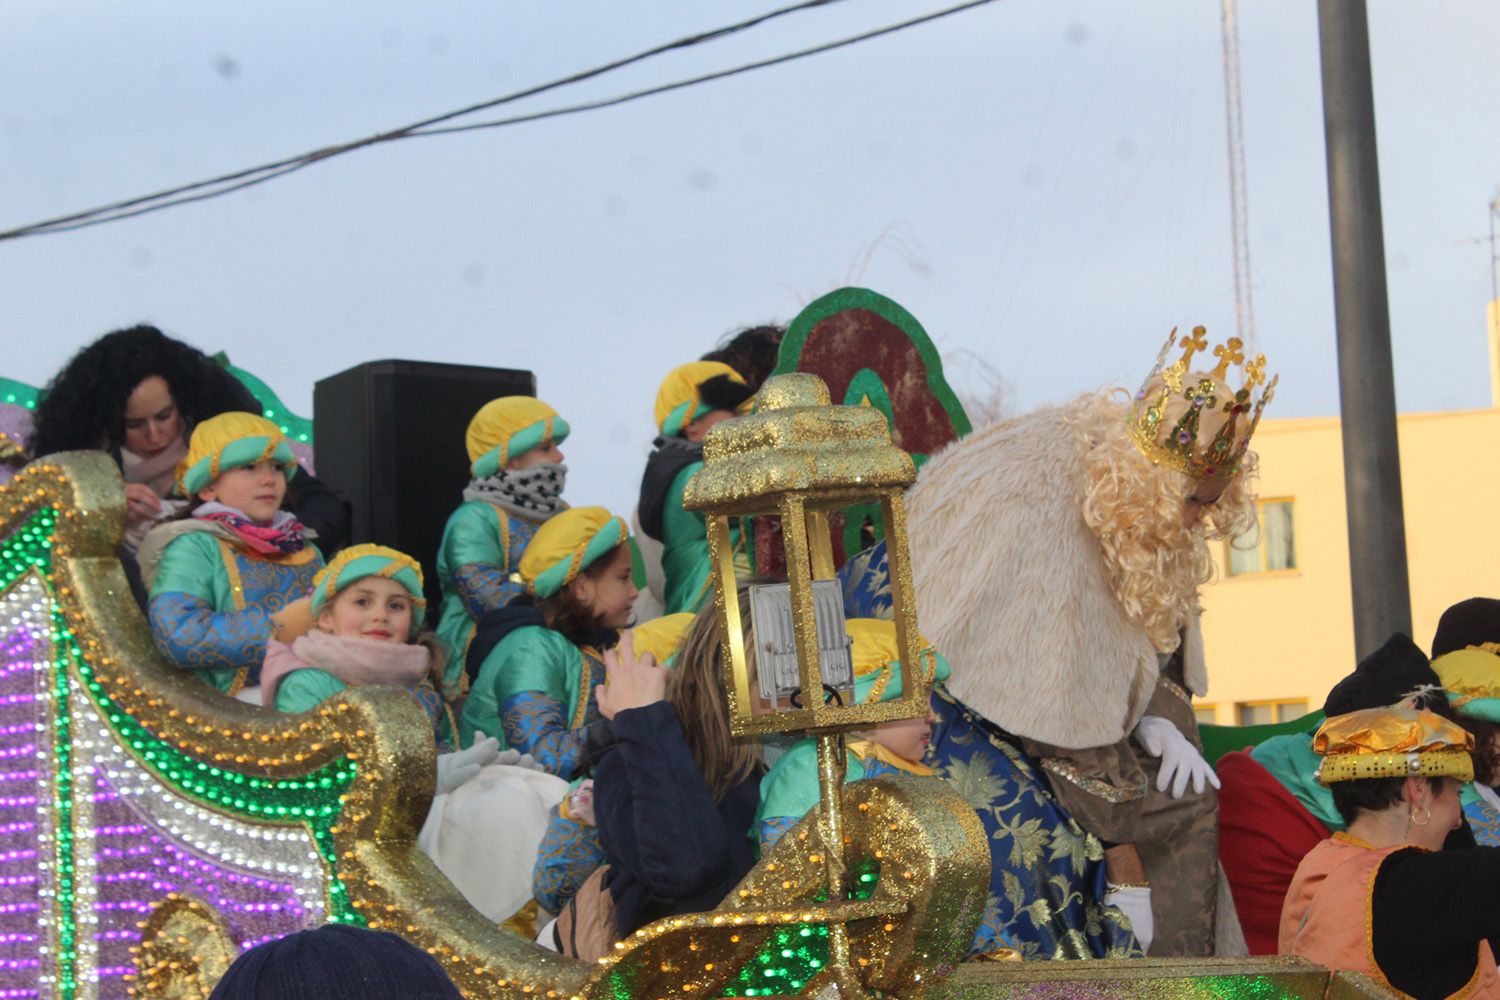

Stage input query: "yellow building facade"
[{"left": 1196, "top": 404, "right": 1500, "bottom": 726}]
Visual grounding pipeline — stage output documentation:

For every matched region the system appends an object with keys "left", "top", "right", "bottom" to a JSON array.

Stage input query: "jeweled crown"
[{"left": 1126, "top": 326, "right": 1277, "bottom": 481}]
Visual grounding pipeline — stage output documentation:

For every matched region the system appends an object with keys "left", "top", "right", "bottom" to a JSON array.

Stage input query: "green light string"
[
  {"left": 719, "top": 857, "right": 880, "bottom": 997},
  {"left": 0, "top": 509, "right": 363, "bottom": 937},
  {"left": 218, "top": 359, "right": 314, "bottom": 445},
  {"left": 0, "top": 377, "right": 38, "bottom": 410}
]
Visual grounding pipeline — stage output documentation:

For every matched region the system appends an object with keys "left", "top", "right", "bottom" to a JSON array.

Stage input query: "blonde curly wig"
[{"left": 1066, "top": 387, "right": 1259, "bottom": 654}]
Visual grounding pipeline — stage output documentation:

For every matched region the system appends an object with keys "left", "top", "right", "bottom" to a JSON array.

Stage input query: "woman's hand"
[
  {"left": 594, "top": 630, "right": 667, "bottom": 719},
  {"left": 123, "top": 483, "right": 162, "bottom": 526}
]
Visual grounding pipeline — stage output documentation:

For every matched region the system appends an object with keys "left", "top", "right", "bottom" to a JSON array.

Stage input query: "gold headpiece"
[
  {"left": 1313, "top": 707, "right": 1474, "bottom": 785},
  {"left": 1127, "top": 326, "right": 1277, "bottom": 481}
]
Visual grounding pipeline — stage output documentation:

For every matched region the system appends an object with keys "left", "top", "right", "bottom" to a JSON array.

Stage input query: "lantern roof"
[{"left": 682, "top": 373, "right": 916, "bottom": 512}]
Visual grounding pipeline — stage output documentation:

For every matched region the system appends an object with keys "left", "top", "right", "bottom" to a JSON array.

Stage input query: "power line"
[
  {"left": 1, "top": 0, "right": 998, "bottom": 242},
  {"left": 0, "top": 0, "right": 846, "bottom": 240}
]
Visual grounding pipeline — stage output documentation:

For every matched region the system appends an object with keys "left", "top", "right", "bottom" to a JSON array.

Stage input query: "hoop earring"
[{"left": 1410, "top": 806, "right": 1431, "bottom": 827}]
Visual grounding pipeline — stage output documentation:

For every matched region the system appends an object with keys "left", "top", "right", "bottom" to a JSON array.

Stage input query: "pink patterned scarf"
[{"left": 193, "top": 501, "right": 307, "bottom": 556}]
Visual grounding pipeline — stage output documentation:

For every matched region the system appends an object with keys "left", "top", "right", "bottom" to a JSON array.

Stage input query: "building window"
[
  {"left": 1193, "top": 703, "right": 1218, "bottom": 726},
  {"left": 1236, "top": 699, "right": 1309, "bottom": 726},
  {"left": 1228, "top": 498, "right": 1296, "bottom": 576}
]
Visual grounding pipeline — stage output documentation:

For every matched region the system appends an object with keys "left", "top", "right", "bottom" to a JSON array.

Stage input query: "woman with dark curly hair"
[{"left": 28, "top": 325, "right": 348, "bottom": 558}]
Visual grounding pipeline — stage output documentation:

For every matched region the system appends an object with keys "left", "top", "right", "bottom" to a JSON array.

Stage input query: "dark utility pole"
[{"left": 1317, "top": 0, "right": 1412, "bottom": 655}]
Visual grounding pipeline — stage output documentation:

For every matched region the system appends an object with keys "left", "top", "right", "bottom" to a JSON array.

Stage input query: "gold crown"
[{"left": 1126, "top": 326, "right": 1277, "bottom": 481}]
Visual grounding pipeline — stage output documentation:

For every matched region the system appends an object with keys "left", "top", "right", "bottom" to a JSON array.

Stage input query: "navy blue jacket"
[{"left": 593, "top": 700, "right": 761, "bottom": 936}]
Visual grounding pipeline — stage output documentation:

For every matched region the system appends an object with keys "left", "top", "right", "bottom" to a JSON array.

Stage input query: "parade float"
[{"left": 0, "top": 332, "right": 1392, "bottom": 997}]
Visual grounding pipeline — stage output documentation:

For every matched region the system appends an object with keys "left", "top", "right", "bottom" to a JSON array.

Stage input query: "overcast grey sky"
[{"left": 4, "top": 1, "right": 1499, "bottom": 516}]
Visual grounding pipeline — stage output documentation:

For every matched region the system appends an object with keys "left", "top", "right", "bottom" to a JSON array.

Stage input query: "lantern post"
[{"left": 684, "top": 373, "right": 929, "bottom": 996}]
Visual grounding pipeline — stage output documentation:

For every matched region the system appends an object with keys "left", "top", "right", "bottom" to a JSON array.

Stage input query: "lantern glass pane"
[{"left": 747, "top": 581, "right": 854, "bottom": 711}]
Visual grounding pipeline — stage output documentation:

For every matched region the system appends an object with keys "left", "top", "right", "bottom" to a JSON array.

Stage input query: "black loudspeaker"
[{"left": 313, "top": 359, "right": 536, "bottom": 621}]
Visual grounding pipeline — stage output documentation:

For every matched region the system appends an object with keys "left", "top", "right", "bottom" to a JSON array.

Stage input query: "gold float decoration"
[{"left": 0, "top": 437, "right": 1407, "bottom": 1000}]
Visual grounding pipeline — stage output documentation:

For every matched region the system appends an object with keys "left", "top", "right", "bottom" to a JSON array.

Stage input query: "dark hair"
[
  {"left": 540, "top": 542, "right": 629, "bottom": 647},
  {"left": 28, "top": 324, "right": 262, "bottom": 461},
  {"left": 1460, "top": 715, "right": 1500, "bottom": 786},
  {"left": 1330, "top": 775, "right": 1446, "bottom": 827},
  {"left": 701, "top": 324, "right": 785, "bottom": 391}
]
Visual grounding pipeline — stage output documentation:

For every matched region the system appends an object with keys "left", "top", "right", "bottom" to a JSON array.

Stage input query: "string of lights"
[{"left": 0, "top": 0, "right": 997, "bottom": 242}]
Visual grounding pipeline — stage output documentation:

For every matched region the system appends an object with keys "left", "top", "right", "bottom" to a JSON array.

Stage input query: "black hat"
[
  {"left": 1323, "top": 632, "right": 1441, "bottom": 716},
  {"left": 208, "top": 924, "right": 461, "bottom": 1000},
  {"left": 1431, "top": 598, "right": 1500, "bottom": 659},
  {"left": 697, "top": 373, "right": 757, "bottom": 414}
]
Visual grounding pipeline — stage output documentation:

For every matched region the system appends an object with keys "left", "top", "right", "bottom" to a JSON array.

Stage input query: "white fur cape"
[{"left": 906, "top": 405, "right": 1206, "bottom": 749}]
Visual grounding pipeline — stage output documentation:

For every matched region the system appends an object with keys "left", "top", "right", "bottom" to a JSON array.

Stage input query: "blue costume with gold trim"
[
  {"left": 149, "top": 530, "right": 322, "bottom": 695},
  {"left": 459, "top": 624, "right": 607, "bottom": 780},
  {"left": 435, "top": 500, "right": 543, "bottom": 696},
  {"left": 532, "top": 792, "right": 607, "bottom": 915}
]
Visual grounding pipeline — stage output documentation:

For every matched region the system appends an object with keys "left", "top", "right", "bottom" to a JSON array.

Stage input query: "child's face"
[
  {"left": 198, "top": 460, "right": 287, "bottom": 523},
  {"left": 318, "top": 576, "right": 413, "bottom": 643},
  {"left": 869, "top": 710, "right": 935, "bottom": 765},
  {"left": 568, "top": 545, "right": 637, "bottom": 629},
  {"left": 507, "top": 442, "right": 564, "bottom": 470}
]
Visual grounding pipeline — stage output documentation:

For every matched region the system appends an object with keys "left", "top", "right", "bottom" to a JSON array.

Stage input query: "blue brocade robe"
[{"left": 930, "top": 685, "right": 1140, "bottom": 959}]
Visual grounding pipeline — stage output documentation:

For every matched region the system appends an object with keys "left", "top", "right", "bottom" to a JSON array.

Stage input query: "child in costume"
[
  {"left": 755, "top": 619, "right": 948, "bottom": 850},
  {"left": 259, "top": 543, "right": 567, "bottom": 924},
  {"left": 636, "top": 362, "right": 755, "bottom": 614},
  {"left": 435, "top": 396, "right": 569, "bottom": 697},
  {"left": 531, "top": 612, "right": 694, "bottom": 918},
  {"left": 460, "top": 507, "right": 635, "bottom": 779},
  {"left": 141, "top": 412, "right": 323, "bottom": 699},
  {"left": 259, "top": 543, "right": 457, "bottom": 742}
]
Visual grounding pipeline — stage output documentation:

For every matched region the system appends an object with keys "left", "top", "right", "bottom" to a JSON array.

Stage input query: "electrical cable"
[
  {"left": 1, "top": 0, "right": 998, "bottom": 242},
  {"left": 0, "top": 0, "right": 848, "bottom": 240}
]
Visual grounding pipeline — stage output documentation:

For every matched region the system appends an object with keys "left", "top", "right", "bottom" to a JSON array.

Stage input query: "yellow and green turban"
[
  {"left": 466, "top": 396, "right": 570, "bottom": 478},
  {"left": 1313, "top": 707, "right": 1474, "bottom": 785},
  {"left": 1433, "top": 645, "right": 1500, "bottom": 723},
  {"left": 847, "top": 618, "right": 950, "bottom": 706},
  {"left": 177, "top": 412, "right": 297, "bottom": 498},
  {"left": 310, "top": 543, "right": 426, "bottom": 621},
  {"left": 653, "top": 361, "right": 750, "bottom": 438},
  {"left": 519, "top": 506, "right": 629, "bottom": 599}
]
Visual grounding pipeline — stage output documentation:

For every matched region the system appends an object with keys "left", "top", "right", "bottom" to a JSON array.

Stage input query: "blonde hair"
[
  {"left": 667, "top": 589, "right": 765, "bottom": 801},
  {"left": 1067, "top": 390, "right": 1258, "bottom": 653}
]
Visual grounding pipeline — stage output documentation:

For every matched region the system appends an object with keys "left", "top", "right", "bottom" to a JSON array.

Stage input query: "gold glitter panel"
[
  {"left": 133, "top": 895, "right": 239, "bottom": 1000},
  {"left": 930, "top": 956, "right": 1342, "bottom": 999}
]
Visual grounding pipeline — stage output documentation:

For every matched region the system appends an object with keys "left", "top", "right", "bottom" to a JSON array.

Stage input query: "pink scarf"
[
  {"left": 193, "top": 502, "right": 307, "bottom": 556},
  {"left": 121, "top": 437, "right": 189, "bottom": 498},
  {"left": 260, "top": 629, "right": 430, "bottom": 708}
]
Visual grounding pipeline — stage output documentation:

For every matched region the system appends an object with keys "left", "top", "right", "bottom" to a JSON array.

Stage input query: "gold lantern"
[{"left": 683, "top": 372, "right": 930, "bottom": 997}]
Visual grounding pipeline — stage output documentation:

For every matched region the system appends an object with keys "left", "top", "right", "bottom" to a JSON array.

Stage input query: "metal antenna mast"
[{"left": 1221, "top": 0, "right": 1255, "bottom": 350}]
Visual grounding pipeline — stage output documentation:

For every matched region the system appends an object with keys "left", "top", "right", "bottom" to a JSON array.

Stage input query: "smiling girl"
[
  {"left": 140, "top": 412, "right": 323, "bottom": 698},
  {"left": 262, "top": 544, "right": 569, "bottom": 924}
]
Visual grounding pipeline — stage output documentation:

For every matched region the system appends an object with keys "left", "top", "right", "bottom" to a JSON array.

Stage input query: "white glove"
[
  {"left": 1104, "top": 885, "right": 1154, "bottom": 954},
  {"left": 493, "top": 747, "right": 545, "bottom": 772},
  {"left": 434, "top": 735, "right": 501, "bottom": 794},
  {"left": 1134, "top": 715, "right": 1220, "bottom": 798}
]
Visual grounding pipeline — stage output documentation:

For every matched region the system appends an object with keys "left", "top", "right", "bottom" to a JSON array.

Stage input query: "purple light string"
[
  {"left": 91, "top": 770, "right": 311, "bottom": 992},
  {"left": 0, "top": 619, "right": 44, "bottom": 998}
]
